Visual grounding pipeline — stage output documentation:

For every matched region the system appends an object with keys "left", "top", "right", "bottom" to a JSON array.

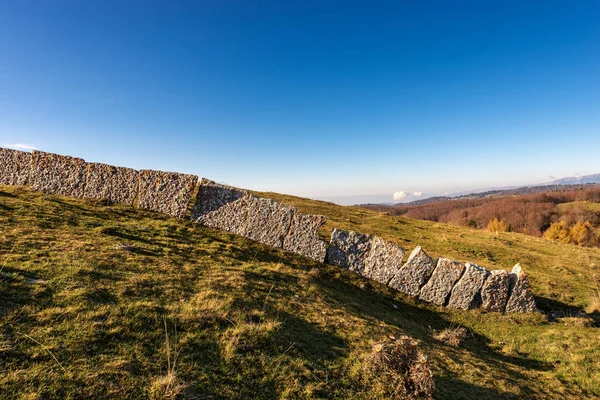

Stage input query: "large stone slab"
[
  {"left": 480, "top": 270, "right": 511, "bottom": 312},
  {"left": 137, "top": 170, "right": 198, "bottom": 219},
  {"left": 242, "top": 195, "right": 295, "bottom": 248},
  {"left": 0, "top": 148, "right": 31, "bottom": 186},
  {"left": 190, "top": 179, "right": 250, "bottom": 236},
  {"left": 326, "top": 228, "right": 372, "bottom": 274},
  {"left": 447, "top": 262, "right": 490, "bottom": 310},
  {"left": 363, "top": 237, "right": 405, "bottom": 285},
  {"left": 283, "top": 213, "right": 328, "bottom": 262},
  {"left": 84, "top": 162, "right": 139, "bottom": 205},
  {"left": 388, "top": 246, "right": 436, "bottom": 297},
  {"left": 419, "top": 257, "right": 465, "bottom": 306},
  {"left": 29, "top": 150, "right": 87, "bottom": 198},
  {"left": 505, "top": 264, "right": 537, "bottom": 313}
]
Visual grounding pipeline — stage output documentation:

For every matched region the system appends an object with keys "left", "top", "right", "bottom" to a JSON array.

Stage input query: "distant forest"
[{"left": 362, "top": 186, "right": 600, "bottom": 248}]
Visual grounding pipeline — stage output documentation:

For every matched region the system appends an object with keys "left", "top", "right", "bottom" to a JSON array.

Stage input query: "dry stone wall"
[
  {"left": 243, "top": 196, "right": 295, "bottom": 248},
  {"left": 388, "top": 246, "right": 436, "bottom": 297},
  {"left": 447, "top": 262, "right": 489, "bottom": 310},
  {"left": 419, "top": 258, "right": 466, "bottom": 306},
  {"left": 0, "top": 147, "right": 198, "bottom": 220},
  {"left": 191, "top": 179, "right": 329, "bottom": 262},
  {"left": 283, "top": 213, "right": 328, "bottom": 262},
  {"left": 324, "top": 227, "right": 536, "bottom": 313},
  {"left": 363, "top": 237, "right": 405, "bottom": 285},
  {"left": 30, "top": 150, "right": 87, "bottom": 198},
  {"left": 505, "top": 264, "right": 537, "bottom": 313},
  {"left": 191, "top": 179, "right": 249, "bottom": 235},
  {"left": 0, "top": 146, "right": 538, "bottom": 313},
  {"left": 0, "top": 148, "right": 31, "bottom": 186},
  {"left": 137, "top": 170, "right": 198, "bottom": 219},
  {"left": 84, "top": 162, "right": 139, "bottom": 205},
  {"left": 480, "top": 270, "right": 512, "bottom": 312}
]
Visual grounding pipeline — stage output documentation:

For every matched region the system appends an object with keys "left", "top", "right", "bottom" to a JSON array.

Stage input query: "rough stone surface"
[
  {"left": 192, "top": 179, "right": 247, "bottom": 217},
  {"left": 84, "top": 162, "right": 139, "bottom": 205},
  {"left": 480, "top": 270, "right": 511, "bottom": 312},
  {"left": 242, "top": 195, "right": 295, "bottom": 248},
  {"left": 29, "top": 150, "right": 87, "bottom": 198},
  {"left": 137, "top": 169, "right": 198, "bottom": 219},
  {"left": 190, "top": 179, "right": 250, "bottom": 236},
  {"left": 505, "top": 264, "right": 537, "bottom": 313},
  {"left": 283, "top": 213, "right": 328, "bottom": 262},
  {"left": 447, "top": 262, "right": 490, "bottom": 310},
  {"left": 388, "top": 246, "right": 436, "bottom": 297},
  {"left": 326, "top": 228, "right": 372, "bottom": 274},
  {"left": 419, "top": 257, "right": 465, "bottom": 306},
  {"left": 0, "top": 148, "right": 31, "bottom": 186},
  {"left": 363, "top": 237, "right": 405, "bottom": 285}
]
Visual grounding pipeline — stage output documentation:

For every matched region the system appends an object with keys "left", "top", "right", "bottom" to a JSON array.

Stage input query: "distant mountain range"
[
  {"left": 549, "top": 173, "right": 600, "bottom": 185},
  {"left": 356, "top": 173, "right": 600, "bottom": 207}
]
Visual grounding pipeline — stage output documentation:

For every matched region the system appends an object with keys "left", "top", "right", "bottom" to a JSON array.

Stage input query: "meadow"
[{"left": 1, "top": 185, "right": 599, "bottom": 399}]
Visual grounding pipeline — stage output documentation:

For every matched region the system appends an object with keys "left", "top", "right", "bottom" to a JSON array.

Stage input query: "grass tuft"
[
  {"left": 433, "top": 325, "right": 468, "bottom": 348},
  {"left": 363, "top": 336, "right": 434, "bottom": 400},
  {"left": 586, "top": 290, "right": 600, "bottom": 314}
]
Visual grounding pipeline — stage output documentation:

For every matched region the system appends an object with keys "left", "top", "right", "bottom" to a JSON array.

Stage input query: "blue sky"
[{"left": 1, "top": 1, "right": 598, "bottom": 204}]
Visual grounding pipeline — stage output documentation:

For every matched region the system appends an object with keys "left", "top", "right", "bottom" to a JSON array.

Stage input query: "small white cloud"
[
  {"left": 393, "top": 191, "right": 409, "bottom": 201},
  {"left": 413, "top": 191, "right": 422, "bottom": 197},
  {"left": 1, "top": 143, "right": 37, "bottom": 151},
  {"left": 548, "top": 175, "right": 556, "bottom": 180}
]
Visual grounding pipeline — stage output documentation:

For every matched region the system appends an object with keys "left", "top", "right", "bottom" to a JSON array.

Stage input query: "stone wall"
[
  {"left": 137, "top": 170, "right": 198, "bottom": 218},
  {"left": 30, "top": 150, "right": 87, "bottom": 198},
  {"left": 0, "top": 148, "right": 31, "bottom": 186},
  {"left": 326, "top": 228, "right": 536, "bottom": 313},
  {"left": 0, "top": 147, "right": 198, "bottom": 219},
  {"left": 191, "top": 179, "right": 328, "bottom": 262},
  {"left": 84, "top": 163, "right": 139, "bottom": 205},
  {"left": 0, "top": 147, "right": 537, "bottom": 313}
]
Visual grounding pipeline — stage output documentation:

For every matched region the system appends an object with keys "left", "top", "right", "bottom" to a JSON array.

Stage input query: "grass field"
[
  {"left": 557, "top": 201, "right": 600, "bottom": 213},
  {"left": 1, "top": 185, "right": 599, "bottom": 399}
]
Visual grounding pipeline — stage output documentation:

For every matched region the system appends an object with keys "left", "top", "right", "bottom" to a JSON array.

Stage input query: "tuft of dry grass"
[
  {"left": 433, "top": 325, "right": 468, "bottom": 348},
  {"left": 149, "top": 317, "right": 187, "bottom": 399},
  {"left": 363, "top": 336, "right": 434, "bottom": 400},
  {"left": 149, "top": 372, "right": 186, "bottom": 399},
  {"left": 586, "top": 290, "right": 600, "bottom": 314}
]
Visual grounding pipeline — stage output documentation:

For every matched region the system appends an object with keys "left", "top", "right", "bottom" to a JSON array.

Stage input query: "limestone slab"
[
  {"left": 84, "top": 162, "right": 139, "bottom": 205},
  {"left": 505, "top": 264, "right": 537, "bottom": 313},
  {"left": 480, "top": 270, "right": 511, "bottom": 312},
  {"left": 29, "top": 150, "right": 87, "bottom": 198},
  {"left": 363, "top": 237, "right": 405, "bottom": 285},
  {"left": 242, "top": 195, "right": 295, "bottom": 248},
  {"left": 0, "top": 148, "right": 31, "bottom": 186},
  {"left": 137, "top": 169, "right": 198, "bottom": 219},
  {"left": 191, "top": 179, "right": 250, "bottom": 236},
  {"left": 388, "top": 246, "right": 436, "bottom": 297},
  {"left": 419, "top": 257, "right": 465, "bottom": 306},
  {"left": 283, "top": 213, "right": 328, "bottom": 262},
  {"left": 447, "top": 262, "right": 490, "bottom": 310},
  {"left": 326, "top": 228, "right": 372, "bottom": 274}
]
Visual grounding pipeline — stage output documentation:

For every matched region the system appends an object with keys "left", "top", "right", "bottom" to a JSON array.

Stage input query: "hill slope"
[{"left": 1, "top": 185, "right": 599, "bottom": 399}]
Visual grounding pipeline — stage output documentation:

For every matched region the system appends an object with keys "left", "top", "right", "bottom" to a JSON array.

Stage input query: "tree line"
[{"left": 363, "top": 187, "right": 600, "bottom": 248}]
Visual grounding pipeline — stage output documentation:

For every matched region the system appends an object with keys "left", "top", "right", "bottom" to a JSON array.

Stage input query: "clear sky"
[{"left": 1, "top": 1, "right": 598, "bottom": 204}]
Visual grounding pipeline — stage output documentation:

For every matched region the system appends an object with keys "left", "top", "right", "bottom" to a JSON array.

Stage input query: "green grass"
[
  {"left": 1, "top": 185, "right": 599, "bottom": 399},
  {"left": 557, "top": 201, "right": 600, "bottom": 213}
]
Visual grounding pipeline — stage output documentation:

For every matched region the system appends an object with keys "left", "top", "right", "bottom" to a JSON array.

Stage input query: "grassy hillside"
[
  {"left": 1, "top": 185, "right": 599, "bottom": 399},
  {"left": 558, "top": 201, "right": 600, "bottom": 213}
]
